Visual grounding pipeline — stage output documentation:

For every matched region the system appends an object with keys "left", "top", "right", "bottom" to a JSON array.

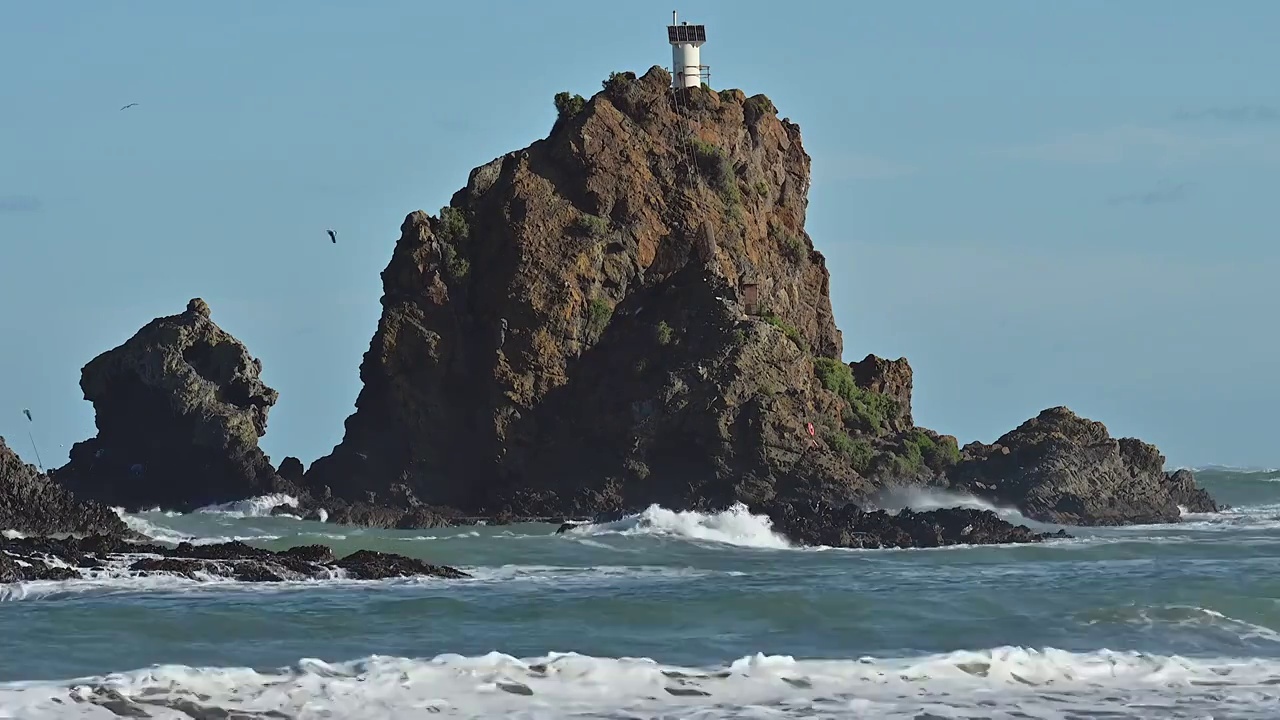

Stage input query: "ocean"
[{"left": 1, "top": 469, "right": 1278, "bottom": 719}]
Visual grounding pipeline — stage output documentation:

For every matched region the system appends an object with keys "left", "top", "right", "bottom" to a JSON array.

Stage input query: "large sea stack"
[
  {"left": 303, "top": 67, "right": 907, "bottom": 521},
  {"left": 53, "top": 298, "right": 295, "bottom": 512}
]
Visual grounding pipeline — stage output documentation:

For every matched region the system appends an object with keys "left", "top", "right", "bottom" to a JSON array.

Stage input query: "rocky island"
[{"left": 8, "top": 66, "right": 1219, "bottom": 555}]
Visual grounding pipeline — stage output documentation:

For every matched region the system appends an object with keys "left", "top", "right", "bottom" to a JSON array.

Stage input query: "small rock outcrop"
[
  {"left": 763, "top": 502, "right": 1069, "bottom": 549},
  {"left": 53, "top": 298, "right": 294, "bottom": 512},
  {"left": 848, "top": 354, "right": 913, "bottom": 432},
  {"left": 0, "top": 438, "right": 128, "bottom": 537},
  {"left": 557, "top": 503, "right": 1069, "bottom": 549},
  {"left": 948, "top": 407, "right": 1218, "bottom": 525},
  {"left": 0, "top": 535, "right": 468, "bottom": 584}
]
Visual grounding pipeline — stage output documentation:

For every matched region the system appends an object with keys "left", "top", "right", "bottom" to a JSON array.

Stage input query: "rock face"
[
  {"left": 0, "top": 438, "right": 128, "bottom": 537},
  {"left": 53, "top": 298, "right": 293, "bottom": 512},
  {"left": 948, "top": 407, "right": 1218, "bottom": 525},
  {"left": 304, "top": 68, "right": 900, "bottom": 519},
  {"left": 0, "top": 535, "right": 467, "bottom": 584}
]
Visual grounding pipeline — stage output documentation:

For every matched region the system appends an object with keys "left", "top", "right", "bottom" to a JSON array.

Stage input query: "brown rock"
[{"left": 304, "top": 68, "right": 860, "bottom": 517}]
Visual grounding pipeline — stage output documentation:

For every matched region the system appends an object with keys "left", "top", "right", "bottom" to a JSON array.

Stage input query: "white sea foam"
[
  {"left": 564, "top": 503, "right": 794, "bottom": 550},
  {"left": 1, "top": 647, "right": 1276, "bottom": 719},
  {"left": 109, "top": 507, "right": 282, "bottom": 546},
  {"left": 0, "top": 559, "right": 738, "bottom": 602},
  {"left": 872, "top": 486, "right": 1042, "bottom": 525},
  {"left": 1129, "top": 502, "right": 1280, "bottom": 533}
]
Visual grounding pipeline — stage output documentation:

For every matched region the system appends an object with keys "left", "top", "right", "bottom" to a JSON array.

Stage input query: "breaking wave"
[
  {"left": 2, "top": 647, "right": 1277, "bottom": 719},
  {"left": 194, "top": 493, "right": 300, "bottom": 518},
  {"left": 561, "top": 503, "right": 794, "bottom": 549},
  {"left": 110, "top": 508, "right": 282, "bottom": 546}
]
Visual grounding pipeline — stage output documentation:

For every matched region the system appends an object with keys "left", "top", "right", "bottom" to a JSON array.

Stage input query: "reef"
[{"left": 0, "top": 535, "right": 467, "bottom": 584}]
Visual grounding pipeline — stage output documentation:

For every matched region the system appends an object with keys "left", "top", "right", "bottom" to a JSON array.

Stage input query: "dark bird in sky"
[
  {"left": 120, "top": 103, "right": 139, "bottom": 111},
  {"left": 327, "top": 229, "right": 337, "bottom": 244}
]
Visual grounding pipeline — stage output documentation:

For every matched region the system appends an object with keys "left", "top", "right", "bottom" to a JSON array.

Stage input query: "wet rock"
[
  {"left": 52, "top": 298, "right": 298, "bottom": 512},
  {"left": 947, "top": 406, "right": 1217, "bottom": 526},
  {"left": 764, "top": 500, "right": 1068, "bottom": 549},
  {"left": 0, "top": 535, "right": 468, "bottom": 584},
  {"left": 336, "top": 549, "right": 469, "bottom": 580}
]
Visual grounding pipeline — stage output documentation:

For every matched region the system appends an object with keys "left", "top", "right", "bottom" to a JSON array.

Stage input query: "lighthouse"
[{"left": 668, "top": 11, "right": 709, "bottom": 89}]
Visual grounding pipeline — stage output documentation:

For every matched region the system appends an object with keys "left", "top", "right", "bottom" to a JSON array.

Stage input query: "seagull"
[
  {"left": 326, "top": 229, "right": 337, "bottom": 244},
  {"left": 119, "top": 103, "right": 139, "bottom": 111}
]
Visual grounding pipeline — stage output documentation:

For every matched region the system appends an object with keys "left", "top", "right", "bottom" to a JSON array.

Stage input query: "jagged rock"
[
  {"left": 764, "top": 500, "right": 1068, "bottom": 549},
  {"left": 0, "top": 437, "right": 128, "bottom": 537},
  {"left": 52, "top": 298, "right": 296, "bottom": 512},
  {"left": 304, "top": 67, "right": 867, "bottom": 517},
  {"left": 0, "top": 535, "right": 468, "bottom": 584},
  {"left": 947, "top": 406, "right": 1218, "bottom": 525},
  {"left": 278, "top": 456, "right": 305, "bottom": 482},
  {"left": 849, "top": 354, "right": 913, "bottom": 432}
]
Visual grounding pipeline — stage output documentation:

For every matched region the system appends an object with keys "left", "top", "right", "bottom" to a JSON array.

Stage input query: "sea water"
[{"left": 1, "top": 469, "right": 1278, "bottom": 718}]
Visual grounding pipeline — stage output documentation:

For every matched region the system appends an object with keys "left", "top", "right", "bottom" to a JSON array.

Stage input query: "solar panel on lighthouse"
[{"left": 667, "top": 24, "right": 707, "bottom": 43}]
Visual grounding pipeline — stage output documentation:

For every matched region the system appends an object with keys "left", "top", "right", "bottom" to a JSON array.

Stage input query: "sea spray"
[{"left": 564, "top": 503, "right": 793, "bottom": 549}]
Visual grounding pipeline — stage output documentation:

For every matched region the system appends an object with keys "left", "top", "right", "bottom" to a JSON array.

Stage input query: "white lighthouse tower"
[{"left": 668, "top": 11, "right": 708, "bottom": 89}]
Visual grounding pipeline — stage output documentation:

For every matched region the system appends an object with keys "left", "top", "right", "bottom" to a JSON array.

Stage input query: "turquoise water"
[{"left": 1, "top": 471, "right": 1278, "bottom": 718}]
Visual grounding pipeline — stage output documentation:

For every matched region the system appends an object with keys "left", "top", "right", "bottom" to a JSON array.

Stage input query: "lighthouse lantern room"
[{"left": 667, "top": 11, "right": 709, "bottom": 89}]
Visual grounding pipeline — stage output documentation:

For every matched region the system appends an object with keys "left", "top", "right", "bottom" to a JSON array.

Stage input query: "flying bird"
[
  {"left": 327, "top": 229, "right": 337, "bottom": 244},
  {"left": 120, "top": 103, "right": 139, "bottom": 111}
]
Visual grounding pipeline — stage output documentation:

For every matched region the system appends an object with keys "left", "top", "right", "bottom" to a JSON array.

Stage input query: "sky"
[{"left": 1, "top": 1, "right": 1278, "bottom": 471}]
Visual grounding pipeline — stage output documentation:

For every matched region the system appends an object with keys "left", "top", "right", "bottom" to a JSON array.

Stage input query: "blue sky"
[{"left": 2, "top": 1, "right": 1277, "bottom": 470}]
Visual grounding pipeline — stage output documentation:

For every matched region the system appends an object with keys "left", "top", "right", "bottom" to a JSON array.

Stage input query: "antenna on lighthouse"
[{"left": 667, "top": 10, "right": 708, "bottom": 89}]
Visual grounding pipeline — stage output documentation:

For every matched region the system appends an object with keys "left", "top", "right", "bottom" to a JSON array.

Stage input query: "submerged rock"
[
  {"left": 948, "top": 406, "right": 1218, "bottom": 526},
  {"left": 0, "top": 535, "right": 468, "bottom": 584},
  {"left": 53, "top": 298, "right": 297, "bottom": 512},
  {"left": 0, "top": 437, "right": 128, "bottom": 538}
]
